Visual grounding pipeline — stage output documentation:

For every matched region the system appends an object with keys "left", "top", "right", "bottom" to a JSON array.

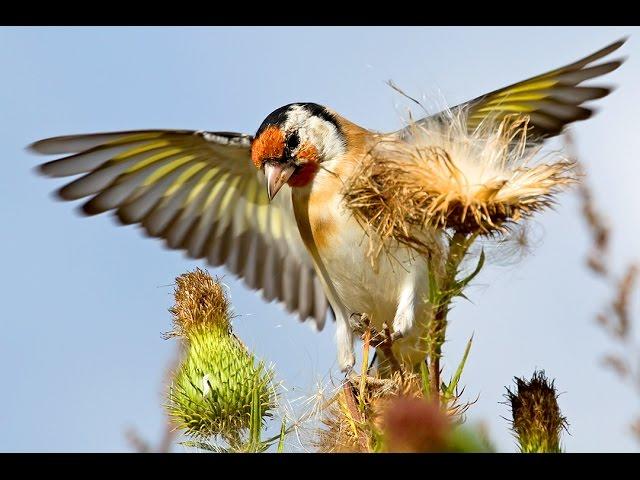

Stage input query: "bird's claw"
[
  {"left": 349, "top": 312, "right": 403, "bottom": 347},
  {"left": 348, "top": 312, "right": 369, "bottom": 334}
]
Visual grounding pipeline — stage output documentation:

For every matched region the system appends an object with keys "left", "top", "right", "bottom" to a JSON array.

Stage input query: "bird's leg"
[
  {"left": 376, "top": 323, "right": 402, "bottom": 375},
  {"left": 336, "top": 313, "right": 355, "bottom": 372},
  {"left": 348, "top": 312, "right": 404, "bottom": 377},
  {"left": 347, "top": 313, "right": 379, "bottom": 375},
  {"left": 349, "top": 312, "right": 382, "bottom": 344},
  {"left": 392, "top": 270, "right": 419, "bottom": 338}
]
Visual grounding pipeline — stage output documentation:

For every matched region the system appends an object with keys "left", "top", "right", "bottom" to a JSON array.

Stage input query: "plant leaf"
[
  {"left": 420, "top": 361, "right": 431, "bottom": 399},
  {"left": 277, "top": 418, "right": 287, "bottom": 453},
  {"left": 445, "top": 334, "right": 474, "bottom": 400},
  {"left": 457, "top": 249, "right": 485, "bottom": 290}
]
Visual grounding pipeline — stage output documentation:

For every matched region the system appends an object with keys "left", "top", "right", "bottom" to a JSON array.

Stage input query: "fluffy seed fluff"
[{"left": 343, "top": 111, "right": 577, "bottom": 259}]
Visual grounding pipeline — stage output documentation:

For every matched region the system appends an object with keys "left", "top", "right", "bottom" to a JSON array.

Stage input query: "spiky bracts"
[
  {"left": 165, "top": 268, "right": 275, "bottom": 445},
  {"left": 343, "top": 112, "right": 576, "bottom": 259},
  {"left": 506, "top": 370, "right": 568, "bottom": 453},
  {"left": 167, "top": 327, "right": 274, "bottom": 441}
]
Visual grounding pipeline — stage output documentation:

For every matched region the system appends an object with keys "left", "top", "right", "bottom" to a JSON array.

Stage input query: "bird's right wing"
[{"left": 30, "top": 129, "right": 330, "bottom": 329}]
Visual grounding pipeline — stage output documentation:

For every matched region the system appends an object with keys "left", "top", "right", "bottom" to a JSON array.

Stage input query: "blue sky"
[{"left": 1, "top": 26, "right": 638, "bottom": 452}]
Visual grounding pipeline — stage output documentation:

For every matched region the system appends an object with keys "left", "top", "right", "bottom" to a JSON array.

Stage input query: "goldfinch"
[{"left": 30, "top": 38, "right": 626, "bottom": 371}]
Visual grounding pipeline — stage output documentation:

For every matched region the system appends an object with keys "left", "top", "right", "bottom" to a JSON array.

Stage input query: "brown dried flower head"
[
  {"left": 505, "top": 370, "right": 568, "bottom": 453},
  {"left": 344, "top": 111, "right": 577, "bottom": 257},
  {"left": 168, "top": 268, "right": 231, "bottom": 337}
]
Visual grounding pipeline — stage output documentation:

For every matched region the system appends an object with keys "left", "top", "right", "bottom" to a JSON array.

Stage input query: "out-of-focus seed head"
[{"left": 505, "top": 370, "right": 568, "bottom": 453}]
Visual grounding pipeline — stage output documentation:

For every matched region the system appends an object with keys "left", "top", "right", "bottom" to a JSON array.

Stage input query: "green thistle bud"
[
  {"left": 165, "top": 268, "right": 275, "bottom": 444},
  {"left": 505, "top": 370, "right": 568, "bottom": 453},
  {"left": 167, "top": 326, "right": 274, "bottom": 441}
]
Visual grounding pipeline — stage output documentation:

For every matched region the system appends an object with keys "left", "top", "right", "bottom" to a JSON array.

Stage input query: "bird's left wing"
[
  {"left": 396, "top": 37, "right": 626, "bottom": 141},
  {"left": 30, "top": 129, "right": 331, "bottom": 328}
]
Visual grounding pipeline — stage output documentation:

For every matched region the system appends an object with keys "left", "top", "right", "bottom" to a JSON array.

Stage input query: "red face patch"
[
  {"left": 296, "top": 143, "right": 319, "bottom": 163},
  {"left": 251, "top": 126, "right": 285, "bottom": 169},
  {"left": 288, "top": 162, "right": 320, "bottom": 187},
  {"left": 288, "top": 143, "right": 319, "bottom": 187}
]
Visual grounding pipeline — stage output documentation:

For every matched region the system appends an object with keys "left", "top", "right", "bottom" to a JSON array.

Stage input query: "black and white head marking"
[{"left": 255, "top": 103, "right": 347, "bottom": 162}]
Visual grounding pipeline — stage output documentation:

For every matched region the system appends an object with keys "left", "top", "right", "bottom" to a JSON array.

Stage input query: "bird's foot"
[
  {"left": 349, "top": 312, "right": 403, "bottom": 347},
  {"left": 348, "top": 312, "right": 369, "bottom": 335}
]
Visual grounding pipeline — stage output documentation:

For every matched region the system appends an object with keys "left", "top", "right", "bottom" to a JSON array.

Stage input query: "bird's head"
[{"left": 251, "top": 103, "right": 346, "bottom": 200}]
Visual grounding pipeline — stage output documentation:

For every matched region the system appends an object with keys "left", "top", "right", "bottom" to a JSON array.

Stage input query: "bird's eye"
[{"left": 286, "top": 132, "right": 300, "bottom": 152}]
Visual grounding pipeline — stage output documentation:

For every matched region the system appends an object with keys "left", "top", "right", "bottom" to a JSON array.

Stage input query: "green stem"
[{"left": 427, "top": 231, "right": 475, "bottom": 404}]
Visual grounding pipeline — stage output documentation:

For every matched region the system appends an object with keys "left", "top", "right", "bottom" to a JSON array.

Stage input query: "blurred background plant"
[
  {"left": 505, "top": 370, "right": 568, "bottom": 453},
  {"left": 568, "top": 134, "right": 640, "bottom": 443}
]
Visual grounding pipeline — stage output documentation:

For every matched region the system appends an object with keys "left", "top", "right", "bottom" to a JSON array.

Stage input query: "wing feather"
[
  {"left": 30, "top": 129, "right": 329, "bottom": 328},
  {"left": 83, "top": 155, "right": 209, "bottom": 215},
  {"left": 244, "top": 232, "right": 265, "bottom": 291},
  {"left": 117, "top": 163, "right": 203, "bottom": 225},
  {"left": 400, "top": 38, "right": 626, "bottom": 141}
]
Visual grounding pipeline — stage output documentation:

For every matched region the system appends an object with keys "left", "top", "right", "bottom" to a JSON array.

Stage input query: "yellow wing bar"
[
  {"left": 30, "top": 129, "right": 330, "bottom": 328},
  {"left": 463, "top": 38, "right": 627, "bottom": 137}
]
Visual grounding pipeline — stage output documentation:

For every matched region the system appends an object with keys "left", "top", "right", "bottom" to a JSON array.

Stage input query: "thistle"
[
  {"left": 505, "top": 370, "right": 568, "bottom": 453},
  {"left": 343, "top": 110, "right": 576, "bottom": 404},
  {"left": 165, "top": 268, "right": 275, "bottom": 449},
  {"left": 343, "top": 111, "right": 576, "bottom": 257},
  {"left": 315, "top": 368, "right": 474, "bottom": 453}
]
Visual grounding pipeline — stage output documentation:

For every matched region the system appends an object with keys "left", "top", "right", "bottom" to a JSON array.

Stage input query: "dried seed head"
[
  {"left": 344, "top": 112, "right": 576, "bottom": 261},
  {"left": 505, "top": 370, "right": 568, "bottom": 453},
  {"left": 168, "top": 268, "right": 231, "bottom": 338}
]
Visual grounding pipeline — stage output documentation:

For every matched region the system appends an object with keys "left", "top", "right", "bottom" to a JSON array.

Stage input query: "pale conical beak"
[{"left": 264, "top": 162, "right": 295, "bottom": 201}]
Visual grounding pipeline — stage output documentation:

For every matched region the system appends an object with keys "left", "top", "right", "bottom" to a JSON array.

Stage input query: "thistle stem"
[{"left": 427, "top": 231, "right": 473, "bottom": 405}]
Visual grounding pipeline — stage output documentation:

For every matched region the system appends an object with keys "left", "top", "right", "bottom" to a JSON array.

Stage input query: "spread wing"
[
  {"left": 398, "top": 37, "right": 626, "bottom": 141},
  {"left": 30, "top": 129, "right": 330, "bottom": 329}
]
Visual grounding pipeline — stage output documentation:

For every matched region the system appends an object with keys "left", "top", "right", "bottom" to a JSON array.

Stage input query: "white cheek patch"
[
  {"left": 304, "top": 116, "right": 346, "bottom": 160},
  {"left": 284, "top": 105, "right": 346, "bottom": 161}
]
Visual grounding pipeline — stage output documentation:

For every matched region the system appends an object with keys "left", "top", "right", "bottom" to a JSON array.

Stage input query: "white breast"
[
  {"left": 294, "top": 163, "right": 434, "bottom": 370},
  {"left": 318, "top": 196, "right": 431, "bottom": 331}
]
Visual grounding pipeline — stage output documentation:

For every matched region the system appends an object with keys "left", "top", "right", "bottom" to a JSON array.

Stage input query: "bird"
[{"left": 30, "top": 38, "right": 626, "bottom": 372}]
